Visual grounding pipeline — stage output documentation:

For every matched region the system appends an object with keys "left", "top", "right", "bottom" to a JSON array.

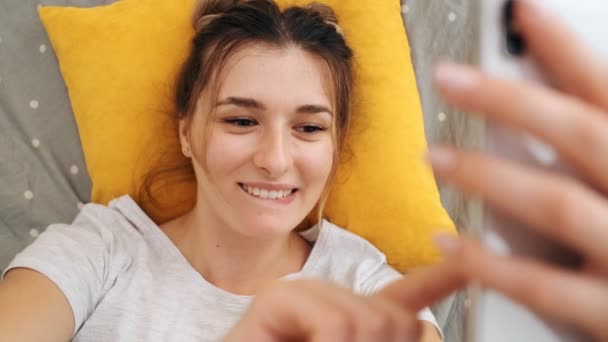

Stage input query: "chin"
[{"left": 237, "top": 214, "right": 301, "bottom": 238}]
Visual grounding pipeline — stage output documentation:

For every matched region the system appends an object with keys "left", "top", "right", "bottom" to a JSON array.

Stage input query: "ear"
[
  {"left": 179, "top": 117, "right": 192, "bottom": 157},
  {"left": 179, "top": 117, "right": 190, "bottom": 147}
]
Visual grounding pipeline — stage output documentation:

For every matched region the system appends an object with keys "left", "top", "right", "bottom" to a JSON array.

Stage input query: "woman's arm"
[{"left": 0, "top": 268, "right": 74, "bottom": 342}]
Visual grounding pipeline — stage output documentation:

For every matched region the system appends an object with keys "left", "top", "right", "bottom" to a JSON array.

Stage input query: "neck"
[{"left": 163, "top": 203, "right": 311, "bottom": 296}]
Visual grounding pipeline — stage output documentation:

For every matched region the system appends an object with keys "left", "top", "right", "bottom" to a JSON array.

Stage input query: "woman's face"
[{"left": 182, "top": 46, "right": 335, "bottom": 238}]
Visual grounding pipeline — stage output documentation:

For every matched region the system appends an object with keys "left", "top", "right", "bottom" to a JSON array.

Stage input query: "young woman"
[
  {"left": 0, "top": 1, "right": 442, "bottom": 341},
  {"left": 226, "top": 1, "right": 608, "bottom": 341}
]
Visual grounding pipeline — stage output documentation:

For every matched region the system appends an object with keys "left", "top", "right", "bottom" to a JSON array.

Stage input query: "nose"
[{"left": 253, "top": 127, "right": 293, "bottom": 178}]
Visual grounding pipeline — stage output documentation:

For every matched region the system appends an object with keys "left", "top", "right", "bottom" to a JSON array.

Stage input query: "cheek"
[
  {"left": 202, "top": 131, "right": 255, "bottom": 177},
  {"left": 295, "top": 140, "right": 334, "bottom": 185}
]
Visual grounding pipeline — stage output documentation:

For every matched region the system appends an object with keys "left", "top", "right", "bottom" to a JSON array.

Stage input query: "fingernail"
[
  {"left": 434, "top": 234, "right": 462, "bottom": 256},
  {"left": 518, "top": 0, "right": 550, "bottom": 20},
  {"left": 425, "top": 147, "right": 457, "bottom": 172},
  {"left": 434, "top": 62, "right": 479, "bottom": 91}
]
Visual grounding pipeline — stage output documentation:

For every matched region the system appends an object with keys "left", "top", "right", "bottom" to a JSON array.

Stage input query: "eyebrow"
[{"left": 216, "top": 97, "right": 333, "bottom": 116}]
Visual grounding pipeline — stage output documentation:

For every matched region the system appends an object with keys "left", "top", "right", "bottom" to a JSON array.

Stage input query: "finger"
[
  {"left": 434, "top": 62, "right": 608, "bottom": 194},
  {"left": 377, "top": 258, "right": 467, "bottom": 312},
  {"left": 516, "top": 0, "right": 608, "bottom": 110},
  {"left": 426, "top": 146, "right": 608, "bottom": 265},
  {"left": 436, "top": 235, "right": 608, "bottom": 341},
  {"left": 295, "top": 281, "right": 420, "bottom": 342},
  {"left": 367, "top": 295, "right": 423, "bottom": 342},
  {"left": 241, "top": 281, "right": 353, "bottom": 342}
]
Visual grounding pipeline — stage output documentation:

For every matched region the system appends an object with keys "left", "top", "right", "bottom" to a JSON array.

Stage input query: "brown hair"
[{"left": 142, "top": 0, "right": 354, "bottom": 225}]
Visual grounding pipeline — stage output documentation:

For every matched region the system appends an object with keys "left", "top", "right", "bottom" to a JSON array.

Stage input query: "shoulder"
[
  {"left": 54, "top": 195, "right": 149, "bottom": 239},
  {"left": 15, "top": 195, "right": 151, "bottom": 268},
  {"left": 1, "top": 196, "right": 150, "bottom": 335},
  {"left": 318, "top": 221, "right": 387, "bottom": 264},
  {"left": 301, "top": 220, "right": 401, "bottom": 295},
  {"left": 300, "top": 221, "right": 442, "bottom": 335},
  {"left": 3, "top": 195, "right": 151, "bottom": 291}
]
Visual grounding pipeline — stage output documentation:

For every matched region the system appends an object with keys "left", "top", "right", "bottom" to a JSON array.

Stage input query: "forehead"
[{"left": 216, "top": 45, "right": 333, "bottom": 107}]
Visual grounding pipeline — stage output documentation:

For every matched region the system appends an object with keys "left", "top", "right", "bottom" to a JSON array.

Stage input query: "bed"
[{"left": 0, "top": 0, "right": 480, "bottom": 340}]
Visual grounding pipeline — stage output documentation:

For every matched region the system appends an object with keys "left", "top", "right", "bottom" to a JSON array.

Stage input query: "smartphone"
[{"left": 467, "top": 1, "right": 608, "bottom": 341}]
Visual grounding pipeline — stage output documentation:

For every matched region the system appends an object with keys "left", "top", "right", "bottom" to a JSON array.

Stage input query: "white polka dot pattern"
[
  {"left": 1, "top": 0, "right": 101, "bottom": 284},
  {"left": 438, "top": 112, "right": 447, "bottom": 122}
]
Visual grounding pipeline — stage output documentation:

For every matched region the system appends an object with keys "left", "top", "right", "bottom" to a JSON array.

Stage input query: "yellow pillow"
[{"left": 39, "top": 0, "right": 455, "bottom": 272}]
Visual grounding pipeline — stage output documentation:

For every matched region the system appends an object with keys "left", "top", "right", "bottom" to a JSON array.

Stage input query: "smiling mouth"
[{"left": 238, "top": 183, "right": 298, "bottom": 200}]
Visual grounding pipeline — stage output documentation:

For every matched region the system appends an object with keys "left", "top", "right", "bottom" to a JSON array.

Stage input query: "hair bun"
[
  {"left": 306, "top": 2, "right": 343, "bottom": 35},
  {"left": 192, "top": 0, "right": 247, "bottom": 32}
]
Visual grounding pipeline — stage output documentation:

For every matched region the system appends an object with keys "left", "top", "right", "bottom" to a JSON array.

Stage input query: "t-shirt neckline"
[{"left": 110, "top": 195, "right": 327, "bottom": 301}]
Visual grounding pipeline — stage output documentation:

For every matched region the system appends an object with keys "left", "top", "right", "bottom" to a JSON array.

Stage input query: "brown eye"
[
  {"left": 296, "top": 124, "right": 327, "bottom": 134},
  {"left": 224, "top": 118, "right": 258, "bottom": 127}
]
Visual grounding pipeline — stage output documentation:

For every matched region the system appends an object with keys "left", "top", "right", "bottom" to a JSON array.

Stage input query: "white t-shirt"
[{"left": 2, "top": 195, "right": 439, "bottom": 341}]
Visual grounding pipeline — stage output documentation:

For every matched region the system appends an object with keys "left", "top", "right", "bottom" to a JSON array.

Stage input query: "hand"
[
  {"left": 428, "top": 0, "right": 608, "bottom": 340},
  {"left": 223, "top": 266, "right": 457, "bottom": 342}
]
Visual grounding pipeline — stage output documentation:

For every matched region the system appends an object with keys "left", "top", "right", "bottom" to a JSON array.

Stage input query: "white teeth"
[
  {"left": 242, "top": 184, "right": 293, "bottom": 200},
  {"left": 260, "top": 189, "right": 269, "bottom": 199}
]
